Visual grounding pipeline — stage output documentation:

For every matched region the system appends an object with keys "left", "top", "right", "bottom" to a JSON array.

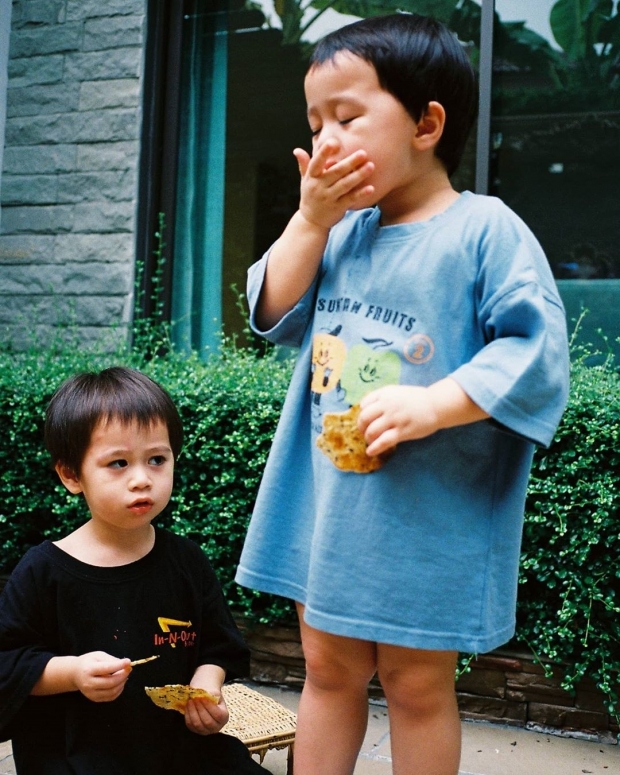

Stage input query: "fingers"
[
  {"left": 293, "top": 147, "right": 310, "bottom": 177},
  {"left": 359, "top": 399, "right": 399, "bottom": 457},
  {"left": 78, "top": 652, "right": 132, "bottom": 679},
  {"left": 75, "top": 652, "right": 132, "bottom": 702},
  {"left": 89, "top": 680, "right": 127, "bottom": 703},
  {"left": 366, "top": 428, "right": 400, "bottom": 458},
  {"left": 297, "top": 139, "right": 373, "bottom": 192},
  {"left": 306, "top": 137, "right": 341, "bottom": 176},
  {"left": 311, "top": 146, "right": 372, "bottom": 187},
  {"left": 294, "top": 138, "right": 376, "bottom": 229},
  {"left": 185, "top": 697, "right": 229, "bottom": 735},
  {"left": 359, "top": 385, "right": 441, "bottom": 453},
  {"left": 102, "top": 657, "right": 132, "bottom": 676},
  {"left": 358, "top": 391, "right": 386, "bottom": 437},
  {"left": 359, "top": 386, "right": 413, "bottom": 455}
]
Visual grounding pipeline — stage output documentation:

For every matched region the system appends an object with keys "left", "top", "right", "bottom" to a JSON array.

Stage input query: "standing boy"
[
  {"left": 0, "top": 367, "right": 270, "bottom": 775},
  {"left": 236, "top": 13, "right": 570, "bottom": 775}
]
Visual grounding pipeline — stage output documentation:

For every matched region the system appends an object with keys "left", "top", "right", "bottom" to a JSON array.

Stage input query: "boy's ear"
[
  {"left": 55, "top": 462, "right": 83, "bottom": 494},
  {"left": 413, "top": 101, "right": 446, "bottom": 150}
]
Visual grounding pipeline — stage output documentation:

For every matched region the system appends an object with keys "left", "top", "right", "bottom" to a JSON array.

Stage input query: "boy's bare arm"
[
  {"left": 255, "top": 139, "right": 375, "bottom": 331},
  {"left": 189, "top": 663, "right": 226, "bottom": 695},
  {"left": 359, "top": 377, "right": 489, "bottom": 456},
  {"left": 31, "top": 652, "right": 131, "bottom": 702},
  {"left": 185, "top": 663, "right": 228, "bottom": 736},
  {"left": 255, "top": 211, "right": 330, "bottom": 331}
]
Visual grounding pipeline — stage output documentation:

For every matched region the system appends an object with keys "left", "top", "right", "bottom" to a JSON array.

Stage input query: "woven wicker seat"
[{"left": 222, "top": 683, "right": 297, "bottom": 773}]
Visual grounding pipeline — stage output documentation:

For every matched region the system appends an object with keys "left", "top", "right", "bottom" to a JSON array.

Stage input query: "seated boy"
[{"left": 0, "top": 367, "right": 270, "bottom": 775}]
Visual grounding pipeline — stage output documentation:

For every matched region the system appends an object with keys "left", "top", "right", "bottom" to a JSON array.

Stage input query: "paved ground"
[
  {"left": 1, "top": 682, "right": 619, "bottom": 774},
  {"left": 255, "top": 684, "right": 620, "bottom": 775}
]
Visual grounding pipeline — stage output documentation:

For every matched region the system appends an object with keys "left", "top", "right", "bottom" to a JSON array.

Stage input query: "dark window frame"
[{"left": 135, "top": 0, "right": 187, "bottom": 323}]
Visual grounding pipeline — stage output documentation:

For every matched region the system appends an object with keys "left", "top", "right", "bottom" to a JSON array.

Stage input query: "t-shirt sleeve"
[
  {"left": 0, "top": 553, "right": 56, "bottom": 739},
  {"left": 451, "top": 206, "right": 570, "bottom": 448},
  {"left": 194, "top": 552, "right": 250, "bottom": 681},
  {"left": 247, "top": 250, "right": 319, "bottom": 348}
]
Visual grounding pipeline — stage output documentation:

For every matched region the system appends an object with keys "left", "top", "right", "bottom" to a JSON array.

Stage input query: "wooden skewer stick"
[{"left": 129, "top": 655, "right": 160, "bottom": 667}]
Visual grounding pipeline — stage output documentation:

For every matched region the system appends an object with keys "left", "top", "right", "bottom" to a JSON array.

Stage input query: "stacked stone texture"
[
  {"left": 0, "top": 0, "right": 146, "bottom": 349},
  {"left": 237, "top": 621, "right": 619, "bottom": 744}
]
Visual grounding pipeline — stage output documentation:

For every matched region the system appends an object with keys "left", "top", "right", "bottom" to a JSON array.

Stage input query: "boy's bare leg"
[
  {"left": 377, "top": 645, "right": 461, "bottom": 775},
  {"left": 295, "top": 604, "right": 377, "bottom": 775}
]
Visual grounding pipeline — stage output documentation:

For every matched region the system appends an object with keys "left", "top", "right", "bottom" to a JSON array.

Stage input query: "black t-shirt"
[{"left": 0, "top": 529, "right": 260, "bottom": 774}]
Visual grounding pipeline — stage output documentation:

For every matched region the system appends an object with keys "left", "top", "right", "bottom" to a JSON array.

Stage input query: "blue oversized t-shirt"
[{"left": 236, "top": 192, "right": 569, "bottom": 653}]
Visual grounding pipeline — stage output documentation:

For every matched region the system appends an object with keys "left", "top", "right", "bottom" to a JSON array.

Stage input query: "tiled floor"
[
  {"left": 255, "top": 684, "right": 620, "bottom": 775},
  {"left": 1, "top": 683, "right": 619, "bottom": 774}
]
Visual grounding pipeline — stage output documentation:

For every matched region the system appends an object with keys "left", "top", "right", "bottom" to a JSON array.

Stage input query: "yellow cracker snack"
[
  {"left": 145, "top": 684, "right": 218, "bottom": 714},
  {"left": 317, "top": 404, "right": 386, "bottom": 473}
]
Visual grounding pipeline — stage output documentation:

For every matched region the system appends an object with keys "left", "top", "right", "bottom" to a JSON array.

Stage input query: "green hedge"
[
  {"left": 0, "top": 329, "right": 619, "bottom": 716},
  {"left": 518, "top": 353, "right": 620, "bottom": 711},
  {"left": 0, "top": 330, "right": 294, "bottom": 623}
]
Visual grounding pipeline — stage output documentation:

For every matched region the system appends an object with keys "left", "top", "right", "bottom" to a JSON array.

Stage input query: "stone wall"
[
  {"left": 0, "top": 0, "right": 146, "bottom": 349},
  {"left": 0, "top": 0, "right": 11, "bottom": 196},
  {"left": 238, "top": 621, "right": 619, "bottom": 745}
]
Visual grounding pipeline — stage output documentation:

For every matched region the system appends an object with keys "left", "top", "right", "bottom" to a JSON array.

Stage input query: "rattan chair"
[{"left": 222, "top": 683, "right": 297, "bottom": 773}]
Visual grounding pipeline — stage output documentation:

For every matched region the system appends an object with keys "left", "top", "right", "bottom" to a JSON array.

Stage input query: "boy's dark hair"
[
  {"left": 309, "top": 13, "right": 478, "bottom": 177},
  {"left": 45, "top": 367, "right": 183, "bottom": 475}
]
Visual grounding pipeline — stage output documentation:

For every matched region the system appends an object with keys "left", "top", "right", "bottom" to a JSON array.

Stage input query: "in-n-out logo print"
[{"left": 154, "top": 617, "right": 197, "bottom": 648}]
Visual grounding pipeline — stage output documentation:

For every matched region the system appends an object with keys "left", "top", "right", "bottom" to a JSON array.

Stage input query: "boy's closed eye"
[{"left": 309, "top": 116, "right": 358, "bottom": 136}]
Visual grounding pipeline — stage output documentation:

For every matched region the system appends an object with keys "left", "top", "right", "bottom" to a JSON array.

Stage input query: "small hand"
[
  {"left": 359, "top": 385, "right": 441, "bottom": 456},
  {"left": 185, "top": 690, "right": 229, "bottom": 736},
  {"left": 73, "top": 651, "right": 132, "bottom": 703},
  {"left": 293, "top": 138, "right": 375, "bottom": 229}
]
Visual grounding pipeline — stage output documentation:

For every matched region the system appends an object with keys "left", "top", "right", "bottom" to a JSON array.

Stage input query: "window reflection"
[
  {"left": 491, "top": 0, "right": 620, "bottom": 351},
  {"left": 492, "top": 0, "right": 620, "bottom": 280},
  {"left": 170, "top": 1, "right": 619, "bottom": 352},
  {"left": 222, "top": 0, "right": 480, "bottom": 341}
]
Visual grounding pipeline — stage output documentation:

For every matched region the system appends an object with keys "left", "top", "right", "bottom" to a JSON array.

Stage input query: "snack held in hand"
[
  {"left": 129, "top": 655, "right": 160, "bottom": 667},
  {"left": 317, "top": 404, "right": 386, "bottom": 473},
  {"left": 0, "top": 367, "right": 259, "bottom": 773},
  {"left": 145, "top": 684, "right": 218, "bottom": 714}
]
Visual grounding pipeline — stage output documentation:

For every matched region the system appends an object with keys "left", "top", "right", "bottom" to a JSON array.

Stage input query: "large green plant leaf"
[
  {"left": 497, "top": 19, "right": 563, "bottom": 70},
  {"left": 550, "top": 0, "right": 590, "bottom": 59},
  {"left": 582, "top": 0, "right": 615, "bottom": 57},
  {"left": 598, "top": 6, "right": 620, "bottom": 51},
  {"left": 549, "top": 0, "right": 616, "bottom": 59},
  {"left": 274, "top": 0, "right": 306, "bottom": 42},
  {"left": 448, "top": 0, "right": 481, "bottom": 47}
]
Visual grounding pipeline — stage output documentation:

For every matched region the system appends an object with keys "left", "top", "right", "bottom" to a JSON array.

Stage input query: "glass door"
[
  {"left": 491, "top": 0, "right": 620, "bottom": 356},
  {"left": 170, "top": 0, "right": 482, "bottom": 352}
]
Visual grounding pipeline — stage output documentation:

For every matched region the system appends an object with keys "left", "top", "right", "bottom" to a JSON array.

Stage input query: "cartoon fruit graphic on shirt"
[
  {"left": 340, "top": 344, "right": 401, "bottom": 405},
  {"left": 311, "top": 332, "right": 347, "bottom": 394}
]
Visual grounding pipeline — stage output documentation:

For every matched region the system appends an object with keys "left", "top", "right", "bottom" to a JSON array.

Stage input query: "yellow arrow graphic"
[
  {"left": 157, "top": 618, "right": 192, "bottom": 647},
  {"left": 158, "top": 617, "right": 192, "bottom": 632}
]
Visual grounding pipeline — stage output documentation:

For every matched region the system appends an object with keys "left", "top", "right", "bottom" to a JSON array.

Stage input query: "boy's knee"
[
  {"left": 377, "top": 651, "right": 457, "bottom": 716},
  {"left": 302, "top": 640, "right": 376, "bottom": 691},
  {"left": 381, "top": 672, "right": 456, "bottom": 718}
]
